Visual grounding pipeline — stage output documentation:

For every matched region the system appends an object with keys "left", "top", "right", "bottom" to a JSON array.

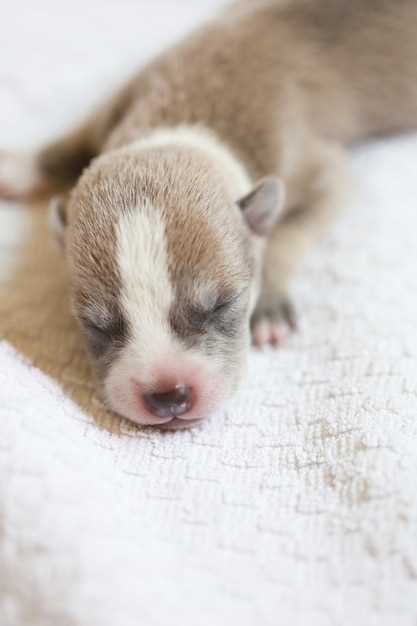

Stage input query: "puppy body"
[{"left": 2, "top": 0, "right": 417, "bottom": 427}]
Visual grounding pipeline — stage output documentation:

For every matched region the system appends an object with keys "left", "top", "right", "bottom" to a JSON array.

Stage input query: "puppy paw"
[
  {"left": 251, "top": 292, "right": 297, "bottom": 348},
  {"left": 0, "top": 150, "right": 46, "bottom": 200}
]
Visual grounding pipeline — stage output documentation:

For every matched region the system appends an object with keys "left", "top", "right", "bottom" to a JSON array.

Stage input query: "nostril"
[{"left": 143, "top": 385, "right": 193, "bottom": 419}]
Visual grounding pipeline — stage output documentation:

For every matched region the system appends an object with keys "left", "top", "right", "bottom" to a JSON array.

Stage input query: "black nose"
[{"left": 143, "top": 385, "right": 193, "bottom": 419}]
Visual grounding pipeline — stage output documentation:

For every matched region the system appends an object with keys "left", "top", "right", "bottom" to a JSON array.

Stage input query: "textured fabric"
[{"left": 1, "top": 2, "right": 417, "bottom": 625}]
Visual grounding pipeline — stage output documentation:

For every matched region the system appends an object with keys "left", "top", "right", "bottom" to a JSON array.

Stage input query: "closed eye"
[
  {"left": 185, "top": 295, "right": 239, "bottom": 334},
  {"left": 170, "top": 288, "right": 248, "bottom": 340},
  {"left": 210, "top": 290, "right": 245, "bottom": 316},
  {"left": 80, "top": 316, "right": 128, "bottom": 357},
  {"left": 189, "top": 294, "right": 238, "bottom": 326},
  {"left": 207, "top": 289, "right": 248, "bottom": 339},
  {"left": 80, "top": 321, "right": 111, "bottom": 356},
  {"left": 84, "top": 321, "right": 110, "bottom": 339}
]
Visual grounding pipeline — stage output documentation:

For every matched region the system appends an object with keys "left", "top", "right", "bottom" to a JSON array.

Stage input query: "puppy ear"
[
  {"left": 238, "top": 176, "right": 285, "bottom": 236},
  {"left": 49, "top": 195, "right": 67, "bottom": 248}
]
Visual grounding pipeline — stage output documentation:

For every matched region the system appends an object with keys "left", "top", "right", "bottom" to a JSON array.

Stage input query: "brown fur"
[{"left": 36, "top": 0, "right": 417, "bottom": 322}]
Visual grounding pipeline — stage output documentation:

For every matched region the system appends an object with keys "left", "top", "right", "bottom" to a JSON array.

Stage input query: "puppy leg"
[
  {"left": 0, "top": 150, "right": 47, "bottom": 200},
  {"left": 36, "top": 121, "right": 97, "bottom": 188},
  {"left": 252, "top": 141, "right": 351, "bottom": 347},
  {"left": 36, "top": 82, "right": 138, "bottom": 186},
  {"left": 0, "top": 80, "right": 136, "bottom": 201},
  {"left": 0, "top": 118, "right": 97, "bottom": 202}
]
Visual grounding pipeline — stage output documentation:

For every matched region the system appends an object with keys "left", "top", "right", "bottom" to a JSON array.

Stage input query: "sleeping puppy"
[{"left": 1, "top": 0, "right": 417, "bottom": 429}]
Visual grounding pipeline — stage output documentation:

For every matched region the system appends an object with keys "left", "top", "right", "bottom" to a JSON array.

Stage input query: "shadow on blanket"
[{"left": 0, "top": 204, "right": 135, "bottom": 435}]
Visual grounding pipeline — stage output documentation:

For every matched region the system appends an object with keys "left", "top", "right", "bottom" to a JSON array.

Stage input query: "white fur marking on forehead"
[
  {"left": 117, "top": 200, "right": 172, "bottom": 305},
  {"left": 117, "top": 200, "right": 178, "bottom": 370},
  {"left": 128, "top": 125, "right": 252, "bottom": 198}
]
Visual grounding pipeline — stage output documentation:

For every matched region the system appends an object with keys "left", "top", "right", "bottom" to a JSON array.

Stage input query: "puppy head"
[{"left": 53, "top": 145, "right": 283, "bottom": 429}]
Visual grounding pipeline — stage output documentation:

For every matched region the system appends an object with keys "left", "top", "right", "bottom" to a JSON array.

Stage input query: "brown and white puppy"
[
  {"left": 2, "top": 0, "right": 417, "bottom": 429},
  {"left": 61, "top": 131, "right": 282, "bottom": 429}
]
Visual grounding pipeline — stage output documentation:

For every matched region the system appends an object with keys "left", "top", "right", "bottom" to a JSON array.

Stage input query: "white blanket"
[{"left": 1, "top": 2, "right": 417, "bottom": 625}]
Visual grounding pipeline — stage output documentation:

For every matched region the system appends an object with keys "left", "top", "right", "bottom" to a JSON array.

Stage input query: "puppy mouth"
[{"left": 155, "top": 417, "right": 205, "bottom": 431}]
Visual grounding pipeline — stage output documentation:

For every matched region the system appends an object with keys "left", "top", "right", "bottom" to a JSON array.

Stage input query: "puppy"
[{"left": 1, "top": 0, "right": 417, "bottom": 429}]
